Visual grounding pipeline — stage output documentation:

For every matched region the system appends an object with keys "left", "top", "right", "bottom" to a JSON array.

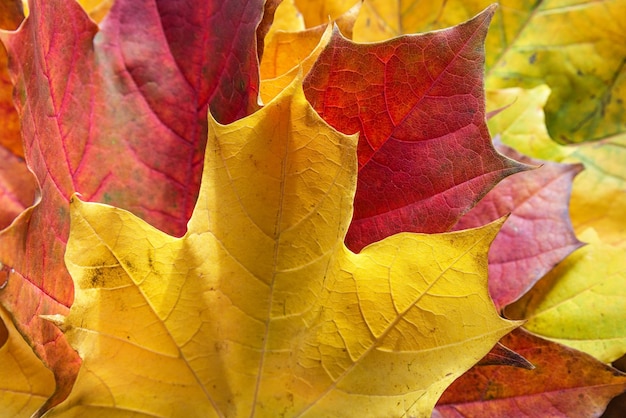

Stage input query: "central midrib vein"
[{"left": 249, "top": 108, "right": 292, "bottom": 417}]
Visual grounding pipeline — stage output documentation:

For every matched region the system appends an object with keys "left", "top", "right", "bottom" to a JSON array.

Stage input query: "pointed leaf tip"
[
  {"left": 454, "top": 143, "right": 584, "bottom": 310},
  {"left": 304, "top": 5, "right": 526, "bottom": 252}
]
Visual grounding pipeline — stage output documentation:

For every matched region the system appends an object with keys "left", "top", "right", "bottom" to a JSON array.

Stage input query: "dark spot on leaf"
[
  {"left": 528, "top": 53, "right": 537, "bottom": 64},
  {"left": 122, "top": 259, "right": 136, "bottom": 273},
  {"left": 89, "top": 268, "right": 105, "bottom": 288},
  {"left": 147, "top": 251, "right": 155, "bottom": 271}
]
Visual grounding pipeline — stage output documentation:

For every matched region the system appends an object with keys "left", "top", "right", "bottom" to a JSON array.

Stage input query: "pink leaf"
[{"left": 453, "top": 142, "right": 584, "bottom": 310}]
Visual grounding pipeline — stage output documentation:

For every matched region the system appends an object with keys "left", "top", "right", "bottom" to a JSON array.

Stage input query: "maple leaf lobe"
[
  {"left": 303, "top": 5, "right": 527, "bottom": 252},
  {"left": 56, "top": 79, "right": 516, "bottom": 417}
]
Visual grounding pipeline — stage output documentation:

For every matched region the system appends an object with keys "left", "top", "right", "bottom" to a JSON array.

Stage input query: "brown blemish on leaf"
[
  {"left": 147, "top": 251, "right": 155, "bottom": 271},
  {"left": 122, "top": 258, "right": 136, "bottom": 274},
  {"left": 87, "top": 267, "right": 105, "bottom": 289}
]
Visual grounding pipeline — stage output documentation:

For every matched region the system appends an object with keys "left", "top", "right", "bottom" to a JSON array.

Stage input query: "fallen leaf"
[
  {"left": 0, "top": 305, "right": 55, "bottom": 418},
  {"left": 260, "top": 24, "right": 332, "bottom": 103},
  {"left": 352, "top": 0, "right": 626, "bottom": 145},
  {"left": 482, "top": 85, "right": 626, "bottom": 378},
  {"left": 294, "top": 0, "right": 359, "bottom": 27},
  {"left": 567, "top": 134, "right": 626, "bottom": 249},
  {"left": 435, "top": 328, "right": 626, "bottom": 418},
  {"left": 330, "top": 1, "right": 362, "bottom": 39},
  {"left": 486, "top": 86, "right": 574, "bottom": 162},
  {"left": 484, "top": 0, "right": 626, "bottom": 145},
  {"left": 488, "top": 87, "right": 626, "bottom": 250},
  {"left": 274, "top": 0, "right": 358, "bottom": 38},
  {"left": 261, "top": 24, "right": 328, "bottom": 84},
  {"left": 259, "top": 2, "right": 362, "bottom": 104},
  {"left": 353, "top": 0, "right": 493, "bottom": 42},
  {"left": 0, "top": 0, "right": 265, "bottom": 412},
  {"left": 303, "top": 6, "right": 527, "bottom": 252},
  {"left": 50, "top": 78, "right": 517, "bottom": 417},
  {"left": 352, "top": 0, "right": 532, "bottom": 68},
  {"left": 507, "top": 228, "right": 626, "bottom": 363},
  {"left": 453, "top": 142, "right": 584, "bottom": 310}
]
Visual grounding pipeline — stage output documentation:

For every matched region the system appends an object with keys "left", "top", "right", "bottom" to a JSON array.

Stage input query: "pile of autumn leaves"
[{"left": 1, "top": 0, "right": 625, "bottom": 417}]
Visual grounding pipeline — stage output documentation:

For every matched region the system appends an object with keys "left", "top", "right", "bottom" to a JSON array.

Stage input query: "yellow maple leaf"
[
  {"left": 260, "top": 0, "right": 362, "bottom": 104},
  {"left": 260, "top": 25, "right": 332, "bottom": 103},
  {"left": 48, "top": 78, "right": 517, "bottom": 417},
  {"left": 0, "top": 305, "right": 55, "bottom": 417},
  {"left": 293, "top": 0, "right": 359, "bottom": 28},
  {"left": 507, "top": 228, "right": 626, "bottom": 363}
]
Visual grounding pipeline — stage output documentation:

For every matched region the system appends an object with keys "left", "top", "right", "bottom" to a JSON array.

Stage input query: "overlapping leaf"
[
  {"left": 485, "top": 86, "right": 574, "bottom": 162},
  {"left": 353, "top": 0, "right": 626, "bottom": 145},
  {"left": 488, "top": 86, "right": 626, "bottom": 362},
  {"left": 1, "top": 0, "right": 623, "bottom": 416},
  {"left": 484, "top": 0, "right": 626, "bottom": 145},
  {"left": 0, "top": 306, "right": 55, "bottom": 418},
  {"left": 567, "top": 135, "right": 626, "bottom": 249},
  {"left": 453, "top": 142, "right": 583, "bottom": 310},
  {"left": 259, "top": 2, "right": 361, "bottom": 104},
  {"left": 0, "top": 0, "right": 265, "bottom": 411},
  {"left": 266, "top": 0, "right": 305, "bottom": 34},
  {"left": 260, "top": 24, "right": 332, "bottom": 103},
  {"left": 435, "top": 328, "right": 626, "bottom": 418},
  {"left": 508, "top": 228, "right": 626, "bottom": 363},
  {"left": 294, "top": 0, "right": 359, "bottom": 28},
  {"left": 49, "top": 79, "right": 517, "bottom": 417},
  {"left": 353, "top": 0, "right": 544, "bottom": 68},
  {"left": 0, "top": 146, "right": 36, "bottom": 230},
  {"left": 303, "top": 6, "right": 527, "bottom": 252},
  {"left": 491, "top": 85, "right": 626, "bottom": 250}
]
